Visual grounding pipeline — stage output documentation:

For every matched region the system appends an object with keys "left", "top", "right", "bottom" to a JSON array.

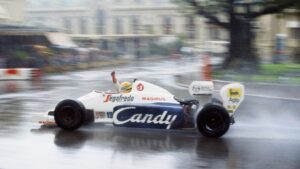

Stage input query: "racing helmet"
[{"left": 120, "top": 81, "right": 132, "bottom": 93}]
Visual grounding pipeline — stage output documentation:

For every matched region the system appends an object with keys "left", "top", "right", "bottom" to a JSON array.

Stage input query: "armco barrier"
[{"left": 0, "top": 68, "right": 42, "bottom": 80}]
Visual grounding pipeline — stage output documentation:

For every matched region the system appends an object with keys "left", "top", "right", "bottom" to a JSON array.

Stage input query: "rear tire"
[
  {"left": 197, "top": 104, "right": 230, "bottom": 138},
  {"left": 211, "top": 98, "right": 223, "bottom": 106},
  {"left": 54, "top": 100, "right": 86, "bottom": 130}
]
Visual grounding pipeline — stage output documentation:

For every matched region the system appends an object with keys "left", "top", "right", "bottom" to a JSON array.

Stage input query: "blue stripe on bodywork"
[{"left": 113, "top": 103, "right": 185, "bottom": 129}]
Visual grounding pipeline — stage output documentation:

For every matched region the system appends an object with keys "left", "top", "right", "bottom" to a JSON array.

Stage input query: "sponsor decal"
[
  {"left": 6, "top": 69, "right": 19, "bottom": 76},
  {"left": 113, "top": 107, "right": 177, "bottom": 129},
  {"left": 192, "top": 85, "right": 212, "bottom": 93},
  {"left": 95, "top": 112, "right": 113, "bottom": 119},
  {"left": 228, "top": 88, "right": 242, "bottom": 103},
  {"left": 227, "top": 105, "right": 237, "bottom": 110},
  {"left": 103, "top": 94, "right": 134, "bottom": 103},
  {"left": 142, "top": 97, "right": 166, "bottom": 101},
  {"left": 95, "top": 112, "right": 106, "bottom": 119},
  {"left": 107, "top": 112, "right": 113, "bottom": 118},
  {"left": 137, "top": 83, "right": 144, "bottom": 91}
]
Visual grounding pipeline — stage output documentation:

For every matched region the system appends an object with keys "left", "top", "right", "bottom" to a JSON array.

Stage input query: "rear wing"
[{"left": 188, "top": 81, "right": 245, "bottom": 116}]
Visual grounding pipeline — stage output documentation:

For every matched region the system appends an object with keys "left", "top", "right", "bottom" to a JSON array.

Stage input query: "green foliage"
[
  {"left": 261, "top": 64, "right": 300, "bottom": 74},
  {"left": 213, "top": 63, "right": 300, "bottom": 84},
  {"left": 175, "top": 0, "right": 299, "bottom": 69},
  {"left": 149, "top": 38, "right": 184, "bottom": 56},
  {"left": 11, "top": 51, "right": 28, "bottom": 60},
  {"left": 175, "top": 0, "right": 299, "bottom": 20},
  {"left": 172, "top": 0, "right": 228, "bottom": 14},
  {"left": 292, "top": 47, "right": 300, "bottom": 63}
]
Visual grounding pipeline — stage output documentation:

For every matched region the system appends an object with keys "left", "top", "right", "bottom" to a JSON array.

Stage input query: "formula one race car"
[{"left": 40, "top": 80, "right": 244, "bottom": 138}]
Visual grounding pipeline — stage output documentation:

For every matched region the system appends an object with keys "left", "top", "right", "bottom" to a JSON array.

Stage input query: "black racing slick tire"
[
  {"left": 54, "top": 99, "right": 86, "bottom": 130},
  {"left": 197, "top": 104, "right": 230, "bottom": 138}
]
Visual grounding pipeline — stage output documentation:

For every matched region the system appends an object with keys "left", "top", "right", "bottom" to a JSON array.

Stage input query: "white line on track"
[
  {"left": 243, "top": 93, "right": 300, "bottom": 101},
  {"left": 176, "top": 82, "right": 300, "bottom": 101},
  {"left": 213, "top": 79, "right": 300, "bottom": 87}
]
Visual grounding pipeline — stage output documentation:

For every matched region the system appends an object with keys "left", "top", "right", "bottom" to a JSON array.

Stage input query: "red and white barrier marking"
[{"left": 0, "top": 68, "right": 42, "bottom": 80}]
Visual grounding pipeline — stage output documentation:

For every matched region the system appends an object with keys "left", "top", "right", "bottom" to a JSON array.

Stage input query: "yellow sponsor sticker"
[{"left": 228, "top": 88, "right": 242, "bottom": 99}]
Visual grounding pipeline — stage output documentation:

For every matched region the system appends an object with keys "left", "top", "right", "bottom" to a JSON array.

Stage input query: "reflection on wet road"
[{"left": 0, "top": 58, "right": 300, "bottom": 169}]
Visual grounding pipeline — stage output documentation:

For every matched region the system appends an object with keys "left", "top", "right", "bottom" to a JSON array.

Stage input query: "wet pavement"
[{"left": 0, "top": 58, "right": 300, "bottom": 169}]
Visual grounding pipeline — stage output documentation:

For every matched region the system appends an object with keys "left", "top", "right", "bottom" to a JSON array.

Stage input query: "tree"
[{"left": 176, "top": 0, "right": 299, "bottom": 69}]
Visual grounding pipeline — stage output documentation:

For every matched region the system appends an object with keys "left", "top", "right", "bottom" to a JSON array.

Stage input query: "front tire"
[
  {"left": 54, "top": 100, "right": 86, "bottom": 130},
  {"left": 197, "top": 104, "right": 230, "bottom": 138}
]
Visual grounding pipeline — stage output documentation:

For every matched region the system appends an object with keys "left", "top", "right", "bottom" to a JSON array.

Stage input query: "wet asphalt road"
[{"left": 0, "top": 58, "right": 300, "bottom": 169}]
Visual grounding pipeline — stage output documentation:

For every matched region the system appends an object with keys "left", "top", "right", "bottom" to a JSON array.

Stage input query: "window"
[
  {"left": 114, "top": 16, "right": 123, "bottom": 34},
  {"left": 290, "top": 28, "right": 300, "bottom": 40},
  {"left": 145, "top": 24, "right": 154, "bottom": 34},
  {"left": 63, "top": 17, "right": 72, "bottom": 34},
  {"left": 96, "top": 10, "right": 106, "bottom": 34},
  {"left": 162, "top": 16, "right": 172, "bottom": 34},
  {"left": 209, "top": 27, "right": 220, "bottom": 40},
  {"left": 80, "top": 18, "right": 87, "bottom": 34},
  {"left": 101, "top": 40, "right": 108, "bottom": 50},
  {"left": 131, "top": 16, "right": 139, "bottom": 34},
  {"left": 186, "top": 16, "right": 196, "bottom": 39},
  {"left": 117, "top": 39, "right": 126, "bottom": 52}
]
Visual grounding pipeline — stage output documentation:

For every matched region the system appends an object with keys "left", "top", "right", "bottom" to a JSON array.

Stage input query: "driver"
[{"left": 111, "top": 71, "right": 132, "bottom": 93}]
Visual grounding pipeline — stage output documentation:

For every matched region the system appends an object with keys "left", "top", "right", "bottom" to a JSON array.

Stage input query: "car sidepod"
[{"left": 112, "top": 103, "right": 185, "bottom": 129}]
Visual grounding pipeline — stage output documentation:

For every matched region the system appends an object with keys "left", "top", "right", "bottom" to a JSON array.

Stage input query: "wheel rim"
[
  {"left": 204, "top": 112, "right": 224, "bottom": 132},
  {"left": 59, "top": 106, "right": 77, "bottom": 127}
]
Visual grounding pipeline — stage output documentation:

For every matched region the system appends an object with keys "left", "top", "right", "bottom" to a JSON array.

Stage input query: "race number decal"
[{"left": 137, "top": 83, "right": 144, "bottom": 91}]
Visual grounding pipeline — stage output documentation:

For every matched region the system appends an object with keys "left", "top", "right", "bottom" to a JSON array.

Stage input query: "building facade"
[
  {"left": 26, "top": 0, "right": 227, "bottom": 56},
  {"left": 0, "top": 0, "right": 25, "bottom": 23},
  {"left": 256, "top": 10, "right": 300, "bottom": 61}
]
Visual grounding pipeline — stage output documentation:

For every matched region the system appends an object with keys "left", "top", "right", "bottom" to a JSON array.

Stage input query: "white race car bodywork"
[
  {"left": 42, "top": 80, "right": 179, "bottom": 124},
  {"left": 41, "top": 80, "right": 245, "bottom": 138},
  {"left": 77, "top": 81, "right": 178, "bottom": 123}
]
